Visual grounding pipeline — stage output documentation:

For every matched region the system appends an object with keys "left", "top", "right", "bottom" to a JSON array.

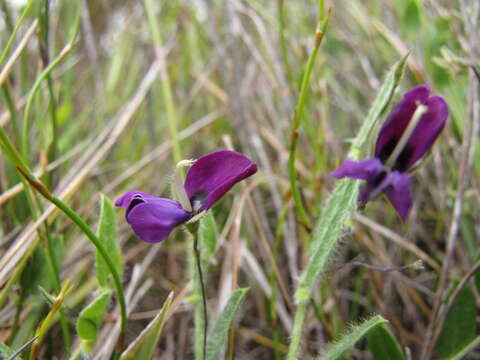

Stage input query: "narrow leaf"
[
  {"left": 96, "top": 195, "right": 122, "bottom": 288},
  {"left": 367, "top": 324, "right": 405, "bottom": 360},
  {"left": 205, "top": 288, "right": 249, "bottom": 360},
  {"left": 120, "top": 292, "right": 174, "bottom": 360},
  {"left": 318, "top": 315, "right": 388, "bottom": 360},
  {"left": 76, "top": 289, "right": 111, "bottom": 342}
]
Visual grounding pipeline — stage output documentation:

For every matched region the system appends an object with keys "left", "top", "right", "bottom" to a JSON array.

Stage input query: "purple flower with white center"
[
  {"left": 116, "top": 150, "right": 257, "bottom": 242},
  {"left": 331, "top": 85, "right": 448, "bottom": 221}
]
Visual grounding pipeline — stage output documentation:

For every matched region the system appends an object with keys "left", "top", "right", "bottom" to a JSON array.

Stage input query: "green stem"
[
  {"left": 16, "top": 169, "right": 127, "bottom": 344},
  {"left": 288, "top": 10, "right": 331, "bottom": 227},
  {"left": 287, "top": 302, "right": 308, "bottom": 360},
  {"left": 192, "top": 229, "right": 208, "bottom": 360}
]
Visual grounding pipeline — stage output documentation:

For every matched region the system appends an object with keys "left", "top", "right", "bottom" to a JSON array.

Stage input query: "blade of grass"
[
  {"left": 144, "top": 0, "right": 181, "bottom": 164},
  {"left": 288, "top": 9, "right": 331, "bottom": 227},
  {"left": 21, "top": 43, "right": 74, "bottom": 162},
  {"left": 0, "top": 20, "right": 38, "bottom": 88}
]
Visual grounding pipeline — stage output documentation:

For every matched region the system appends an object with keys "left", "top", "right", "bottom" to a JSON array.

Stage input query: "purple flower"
[
  {"left": 116, "top": 150, "right": 257, "bottom": 242},
  {"left": 332, "top": 85, "right": 448, "bottom": 221}
]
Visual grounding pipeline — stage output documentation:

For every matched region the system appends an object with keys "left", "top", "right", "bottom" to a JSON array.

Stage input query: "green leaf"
[
  {"left": 96, "top": 195, "right": 122, "bottom": 288},
  {"left": 367, "top": 324, "right": 405, "bottom": 360},
  {"left": 198, "top": 211, "right": 217, "bottom": 259},
  {"left": 446, "top": 336, "right": 480, "bottom": 360},
  {"left": 120, "top": 292, "right": 174, "bottom": 360},
  {"left": 205, "top": 288, "right": 249, "bottom": 360},
  {"left": 435, "top": 285, "right": 476, "bottom": 358},
  {"left": 317, "top": 315, "right": 388, "bottom": 360},
  {"left": 76, "top": 289, "right": 111, "bottom": 342}
]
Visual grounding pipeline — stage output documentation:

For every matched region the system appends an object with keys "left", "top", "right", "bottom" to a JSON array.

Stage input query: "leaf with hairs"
[
  {"left": 205, "top": 288, "right": 249, "bottom": 360},
  {"left": 318, "top": 315, "right": 388, "bottom": 360},
  {"left": 367, "top": 323, "right": 405, "bottom": 360}
]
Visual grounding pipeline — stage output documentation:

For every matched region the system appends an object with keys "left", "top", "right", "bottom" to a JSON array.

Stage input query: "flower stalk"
[{"left": 187, "top": 224, "right": 208, "bottom": 360}]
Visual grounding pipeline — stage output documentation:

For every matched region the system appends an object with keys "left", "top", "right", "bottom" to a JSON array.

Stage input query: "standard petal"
[
  {"left": 331, "top": 158, "right": 383, "bottom": 180},
  {"left": 394, "top": 95, "right": 448, "bottom": 171},
  {"left": 184, "top": 150, "right": 257, "bottom": 211},
  {"left": 375, "top": 85, "right": 430, "bottom": 162},
  {"left": 117, "top": 192, "right": 191, "bottom": 243},
  {"left": 384, "top": 172, "right": 412, "bottom": 221}
]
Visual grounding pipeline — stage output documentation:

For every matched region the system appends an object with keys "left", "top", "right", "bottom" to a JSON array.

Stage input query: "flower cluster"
[{"left": 332, "top": 85, "right": 448, "bottom": 220}]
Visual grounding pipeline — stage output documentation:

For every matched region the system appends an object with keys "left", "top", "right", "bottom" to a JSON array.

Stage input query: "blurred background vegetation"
[{"left": 0, "top": 0, "right": 478, "bottom": 358}]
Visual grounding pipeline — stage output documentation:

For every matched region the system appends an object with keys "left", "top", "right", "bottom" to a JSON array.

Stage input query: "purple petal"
[
  {"left": 375, "top": 85, "right": 430, "bottom": 162},
  {"left": 115, "top": 191, "right": 160, "bottom": 208},
  {"left": 358, "top": 168, "right": 394, "bottom": 207},
  {"left": 331, "top": 158, "right": 383, "bottom": 180},
  {"left": 396, "top": 95, "right": 448, "bottom": 171},
  {"left": 184, "top": 150, "right": 257, "bottom": 211},
  {"left": 384, "top": 172, "right": 412, "bottom": 221},
  {"left": 115, "top": 191, "right": 191, "bottom": 242}
]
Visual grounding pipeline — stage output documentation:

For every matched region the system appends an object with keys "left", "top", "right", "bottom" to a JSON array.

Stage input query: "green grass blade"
[
  {"left": 288, "top": 10, "right": 331, "bottom": 227},
  {"left": 205, "top": 288, "right": 249, "bottom": 360},
  {"left": 0, "top": 0, "right": 34, "bottom": 66},
  {"left": 317, "top": 315, "right": 388, "bottom": 360},
  {"left": 143, "top": 0, "right": 181, "bottom": 164}
]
